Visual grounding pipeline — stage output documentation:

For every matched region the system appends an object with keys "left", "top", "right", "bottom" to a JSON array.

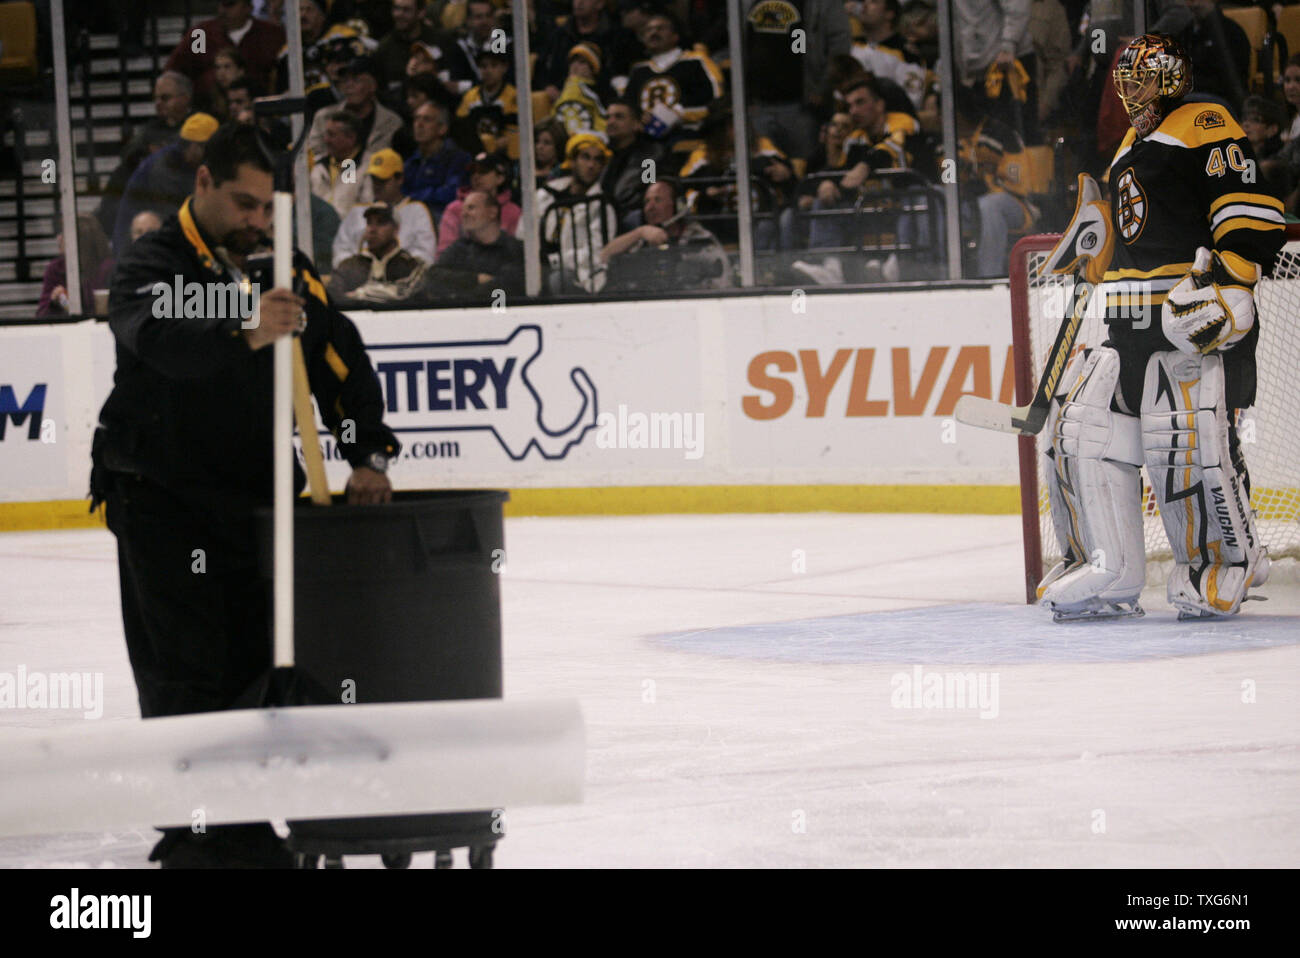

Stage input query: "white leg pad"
[
  {"left": 1038, "top": 347, "right": 1147, "bottom": 617},
  {"left": 1141, "top": 351, "right": 1268, "bottom": 617}
]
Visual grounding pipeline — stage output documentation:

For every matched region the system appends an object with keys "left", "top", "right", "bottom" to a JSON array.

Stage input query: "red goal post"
[{"left": 1009, "top": 225, "right": 1300, "bottom": 604}]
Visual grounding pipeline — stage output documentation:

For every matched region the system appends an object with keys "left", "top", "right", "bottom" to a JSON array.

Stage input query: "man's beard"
[{"left": 221, "top": 227, "right": 268, "bottom": 255}]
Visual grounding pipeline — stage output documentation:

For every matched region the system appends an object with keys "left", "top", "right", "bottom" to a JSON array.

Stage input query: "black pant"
[{"left": 105, "top": 474, "right": 270, "bottom": 718}]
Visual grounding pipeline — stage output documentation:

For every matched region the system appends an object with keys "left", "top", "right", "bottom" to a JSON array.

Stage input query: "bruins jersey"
[
  {"left": 845, "top": 112, "right": 933, "bottom": 178},
  {"left": 456, "top": 83, "right": 520, "bottom": 158},
  {"left": 626, "top": 50, "right": 725, "bottom": 135},
  {"left": 1102, "top": 100, "right": 1285, "bottom": 324}
]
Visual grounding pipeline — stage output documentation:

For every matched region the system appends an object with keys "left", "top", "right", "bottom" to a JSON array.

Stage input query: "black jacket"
[{"left": 92, "top": 198, "right": 400, "bottom": 514}]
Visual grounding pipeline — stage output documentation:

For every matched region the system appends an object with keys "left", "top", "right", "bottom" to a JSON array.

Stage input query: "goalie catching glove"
[
  {"left": 1041, "top": 173, "right": 1114, "bottom": 285},
  {"left": 1162, "top": 247, "right": 1259, "bottom": 354}
]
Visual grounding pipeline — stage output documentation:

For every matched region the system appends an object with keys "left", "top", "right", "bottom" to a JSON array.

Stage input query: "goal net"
[{"left": 1010, "top": 227, "right": 1300, "bottom": 603}]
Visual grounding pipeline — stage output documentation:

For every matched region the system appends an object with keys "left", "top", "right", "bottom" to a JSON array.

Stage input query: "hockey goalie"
[{"left": 1037, "top": 34, "right": 1285, "bottom": 621}]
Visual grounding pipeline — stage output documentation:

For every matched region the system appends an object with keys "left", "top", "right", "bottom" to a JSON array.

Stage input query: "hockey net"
[{"left": 1011, "top": 226, "right": 1300, "bottom": 603}]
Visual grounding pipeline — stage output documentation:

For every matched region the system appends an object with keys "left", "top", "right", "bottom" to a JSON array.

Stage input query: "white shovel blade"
[
  {"left": 954, "top": 394, "right": 1031, "bottom": 435},
  {"left": 0, "top": 698, "right": 584, "bottom": 838}
]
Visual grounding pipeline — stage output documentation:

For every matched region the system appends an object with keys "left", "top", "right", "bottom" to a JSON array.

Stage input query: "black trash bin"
[{"left": 258, "top": 489, "right": 509, "bottom": 868}]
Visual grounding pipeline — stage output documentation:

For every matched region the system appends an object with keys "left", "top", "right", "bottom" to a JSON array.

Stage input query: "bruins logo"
[
  {"left": 1194, "top": 110, "right": 1226, "bottom": 130},
  {"left": 639, "top": 76, "right": 682, "bottom": 113},
  {"left": 1115, "top": 168, "right": 1147, "bottom": 242},
  {"left": 748, "top": 0, "right": 800, "bottom": 33}
]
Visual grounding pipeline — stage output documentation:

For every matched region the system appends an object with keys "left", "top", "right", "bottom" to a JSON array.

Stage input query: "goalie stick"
[{"left": 954, "top": 267, "right": 1094, "bottom": 436}]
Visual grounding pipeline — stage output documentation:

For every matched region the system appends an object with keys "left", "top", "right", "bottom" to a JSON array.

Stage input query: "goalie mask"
[{"left": 1113, "top": 34, "right": 1191, "bottom": 138}]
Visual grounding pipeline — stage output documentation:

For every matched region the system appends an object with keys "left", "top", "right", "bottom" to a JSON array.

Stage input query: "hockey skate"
[{"left": 1168, "top": 551, "right": 1271, "bottom": 620}]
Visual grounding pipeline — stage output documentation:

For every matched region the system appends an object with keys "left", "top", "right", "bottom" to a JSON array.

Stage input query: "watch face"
[{"left": 367, "top": 453, "right": 388, "bottom": 472}]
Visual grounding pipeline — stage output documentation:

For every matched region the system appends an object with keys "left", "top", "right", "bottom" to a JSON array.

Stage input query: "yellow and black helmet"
[{"left": 1112, "top": 34, "right": 1191, "bottom": 137}]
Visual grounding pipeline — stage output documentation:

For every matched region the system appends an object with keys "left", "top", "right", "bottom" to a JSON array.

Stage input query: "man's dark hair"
[
  {"left": 1243, "top": 94, "right": 1287, "bottom": 131},
  {"left": 840, "top": 74, "right": 884, "bottom": 102},
  {"left": 202, "top": 122, "right": 274, "bottom": 186},
  {"left": 226, "top": 77, "right": 263, "bottom": 100},
  {"left": 649, "top": 176, "right": 679, "bottom": 203},
  {"left": 607, "top": 95, "right": 637, "bottom": 114},
  {"left": 405, "top": 72, "right": 443, "bottom": 103},
  {"left": 647, "top": 9, "right": 685, "bottom": 43},
  {"left": 327, "top": 109, "right": 365, "bottom": 143},
  {"left": 467, "top": 0, "right": 494, "bottom": 15},
  {"left": 882, "top": 0, "right": 902, "bottom": 25}
]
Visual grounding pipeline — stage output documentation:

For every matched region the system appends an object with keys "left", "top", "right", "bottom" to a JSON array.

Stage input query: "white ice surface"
[{"left": 0, "top": 514, "right": 1296, "bottom": 868}]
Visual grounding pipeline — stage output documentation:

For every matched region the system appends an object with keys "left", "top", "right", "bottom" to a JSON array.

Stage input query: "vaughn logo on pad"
[{"left": 367, "top": 325, "right": 597, "bottom": 460}]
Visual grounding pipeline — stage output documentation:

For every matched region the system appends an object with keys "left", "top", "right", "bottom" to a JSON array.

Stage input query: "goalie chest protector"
[{"left": 1103, "top": 100, "right": 1285, "bottom": 331}]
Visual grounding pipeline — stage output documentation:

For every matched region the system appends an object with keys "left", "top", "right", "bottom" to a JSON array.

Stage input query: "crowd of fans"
[{"left": 54, "top": 0, "right": 1300, "bottom": 315}]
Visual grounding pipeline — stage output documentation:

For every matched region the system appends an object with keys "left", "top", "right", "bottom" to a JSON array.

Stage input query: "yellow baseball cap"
[
  {"left": 179, "top": 112, "right": 220, "bottom": 143},
  {"left": 366, "top": 148, "right": 404, "bottom": 179}
]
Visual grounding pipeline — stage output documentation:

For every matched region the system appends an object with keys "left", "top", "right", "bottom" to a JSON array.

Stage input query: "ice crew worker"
[{"left": 89, "top": 122, "right": 401, "bottom": 868}]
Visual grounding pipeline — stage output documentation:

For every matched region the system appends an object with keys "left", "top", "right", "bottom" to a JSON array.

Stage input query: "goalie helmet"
[{"left": 1112, "top": 34, "right": 1192, "bottom": 138}]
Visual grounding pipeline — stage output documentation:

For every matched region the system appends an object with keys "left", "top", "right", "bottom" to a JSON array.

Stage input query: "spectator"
[
  {"left": 744, "top": 0, "right": 849, "bottom": 133},
  {"left": 1283, "top": 54, "right": 1300, "bottom": 141},
  {"left": 441, "top": 0, "right": 501, "bottom": 97},
  {"left": 376, "top": 0, "right": 442, "bottom": 91},
  {"left": 537, "top": 131, "right": 619, "bottom": 292},
  {"left": 1156, "top": 0, "right": 1250, "bottom": 114},
  {"left": 437, "top": 151, "right": 520, "bottom": 254},
  {"left": 305, "top": 35, "right": 367, "bottom": 122},
  {"left": 899, "top": 0, "right": 939, "bottom": 68},
  {"left": 534, "top": 0, "right": 639, "bottom": 101},
  {"left": 125, "top": 73, "right": 194, "bottom": 159},
  {"left": 403, "top": 101, "right": 474, "bottom": 219},
  {"left": 1243, "top": 95, "right": 1287, "bottom": 162},
  {"left": 275, "top": 0, "right": 362, "bottom": 90},
  {"left": 552, "top": 42, "right": 608, "bottom": 136},
  {"left": 534, "top": 117, "right": 569, "bottom": 181},
  {"left": 164, "top": 0, "right": 285, "bottom": 112},
  {"left": 1029, "top": 0, "right": 1072, "bottom": 127},
  {"left": 849, "top": 0, "right": 925, "bottom": 111},
  {"left": 952, "top": 0, "right": 1038, "bottom": 144},
  {"left": 956, "top": 113, "right": 1038, "bottom": 277},
  {"left": 793, "top": 74, "right": 931, "bottom": 283},
  {"left": 404, "top": 71, "right": 461, "bottom": 121},
  {"left": 680, "top": 109, "right": 797, "bottom": 250},
  {"left": 307, "top": 57, "right": 404, "bottom": 161},
  {"left": 210, "top": 48, "right": 248, "bottom": 120},
  {"left": 130, "top": 210, "right": 164, "bottom": 244},
  {"left": 113, "top": 113, "right": 221, "bottom": 254},
  {"left": 1242, "top": 95, "right": 1290, "bottom": 200},
  {"left": 37, "top": 216, "right": 115, "bottom": 318},
  {"left": 96, "top": 73, "right": 195, "bottom": 240},
  {"left": 333, "top": 149, "right": 439, "bottom": 267},
  {"left": 310, "top": 110, "right": 372, "bottom": 216},
  {"left": 328, "top": 203, "right": 428, "bottom": 305},
  {"left": 455, "top": 42, "right": 520, "bottom": 158},
  {"left": 625, "top": 11, "right": 725, "bottom": 152},
  {"left": 423, "top": 189, "right": 526, "bottom": 300},
  {"left": 797, "top": 111, "right": 854, "bottom": 217},
  {"left": 601, "top": 179, "right": 731, "bottom": 291},
  {"left": 601, "top": 97, "right": 665, "bottom": 227}
]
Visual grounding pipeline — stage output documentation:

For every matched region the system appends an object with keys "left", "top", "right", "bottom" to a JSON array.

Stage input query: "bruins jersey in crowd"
[
  {"left": 456, "top": 83, "right": 520, "bottom": 158},
  {"left": 626, "top": 49, "right": 726, "bottom": 136},
  {"left": 1102, "top": 100, "right": 1285, "bottom": 332},
  {"left": 845, "top": 112, "right": 935, "bottom": 180}
]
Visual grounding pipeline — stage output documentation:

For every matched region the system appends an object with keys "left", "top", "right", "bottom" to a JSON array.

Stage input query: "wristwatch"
[{"left": 364, "top": 452, "right": 390, "bottom": 473}]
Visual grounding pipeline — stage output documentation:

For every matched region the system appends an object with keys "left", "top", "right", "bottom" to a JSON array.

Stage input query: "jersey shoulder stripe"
[{"left": 1151, "top": 102, "right": 1244, "bottom": 149}]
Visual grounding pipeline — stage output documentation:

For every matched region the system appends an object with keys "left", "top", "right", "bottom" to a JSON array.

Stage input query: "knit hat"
[
  {"left": 564, "top": 130, "right": 611, "bottom": 161},
  {"left": 568, "top": 42, "right": 601, "bottom": 75}
]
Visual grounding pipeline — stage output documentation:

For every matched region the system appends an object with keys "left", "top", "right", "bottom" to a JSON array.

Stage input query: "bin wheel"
[
  {"left": 293, "top": 852, "right": 318, "bottom": 869},
  {"left": 381, "top": 853, "right": 412, "bottom": 869},
  {"left": 434, "top": 851, "right": 454, "bottom": 869},
  {"left": 323, "top": 855, "right": 345, "bottom": 869},
  {"left": 469, "top": 845, "right": 494, "bottom": 869}
]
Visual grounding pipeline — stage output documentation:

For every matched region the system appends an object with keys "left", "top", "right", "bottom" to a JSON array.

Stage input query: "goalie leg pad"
[
  {"left": 1141, "top": 351, "right": 1268, "bottom": 617},
  {"left": 1038, "top": 347, "right": 1147, "bottom": 617}
]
